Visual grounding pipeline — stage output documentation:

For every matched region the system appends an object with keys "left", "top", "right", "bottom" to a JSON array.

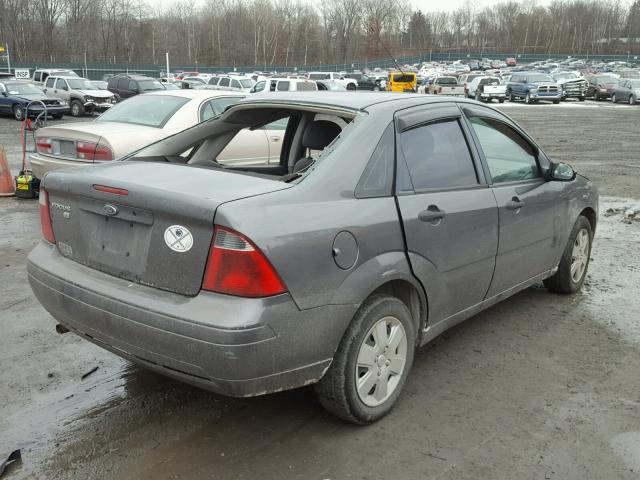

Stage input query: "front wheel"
[
  {"left": 579, "top": 96, "right": 586, "bottom": 102},
  {"left": 346, "top": 84, "right": 356, "bottom": 91},
  {"left": 498, "top": 98, "right": 505, "bottom": 103},
  {"left": 373, "top": 85, "right": 380, "bottom": 91},
  {"left": 544, "top": 216, "right": 593, "bottom": 294},
  {"left": 314, "top": 295, "right": 416, "bottom": 424},
  {"left": 13, "top": 104, "right": 25, "bottom": 121},
  {"left": 475, "top": 90, "right": 481, "bottom": 102},
  {"left": 525, "top": 92, "right": 532, "bottom": 104},
  {"left": 553, "top": 99, "right": 560, "bottom": 104},
  {"left": 631, "top": 95, "right": 637, "bottom": 105},
  {"left": 70, "top": 100, "right": 85, "bottom": 117},
  {"left": 509, "top": 91, "right": 515, "bottom": 102},
  {"left": 611, "top": 94, "right": 617, "bottom": 103}
]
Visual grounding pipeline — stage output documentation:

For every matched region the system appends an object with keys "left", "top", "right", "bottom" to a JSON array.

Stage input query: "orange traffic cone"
[{"left": 0, "top": 145, "right": 15, "bottom": 197}]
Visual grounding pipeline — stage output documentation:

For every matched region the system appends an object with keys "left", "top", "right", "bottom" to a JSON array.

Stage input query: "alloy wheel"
[
  {"left": 570, "top": 228, "right": 590, "bottom": 284},
  {"left": 355, "top": 315, "right": 408, "bottom": 407}
]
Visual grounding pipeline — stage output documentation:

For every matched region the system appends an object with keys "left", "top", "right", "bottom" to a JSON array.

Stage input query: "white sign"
[
  {"left": 14, "top": 68, "right": 30, "bottom": 79},
  {"left": 164, "top": 225, "right": 193, "bottom": 253}
]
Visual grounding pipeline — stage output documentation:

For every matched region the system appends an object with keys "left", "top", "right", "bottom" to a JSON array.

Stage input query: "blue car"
[
  {"left": 0, "top": 81, "right": 69, "bottom": 121},
  {"left": 506, "top": 72, "right": 562, "bottom": 104}
]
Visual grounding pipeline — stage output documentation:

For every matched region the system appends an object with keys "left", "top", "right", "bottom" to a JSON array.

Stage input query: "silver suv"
[{"left": 43, "top": 76, "right": 117, "bottom": 116}]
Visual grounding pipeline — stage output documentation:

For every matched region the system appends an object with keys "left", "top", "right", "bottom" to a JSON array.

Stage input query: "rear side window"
[
  {"left": 208, "top": 77, "right": 219, "bottom": 85},
  {"left": 108, "top": 77, "right": 118, "bottom": 89},
  {"left": 277, "top": 81, "right": 290, "bottom": 91},
  {"left": 356, "top": 123, "right": 395, "bottom": 198},
  {"left": 468, "top": 117, "right": 539, "bottom": 183},
  {"left": 231, "top": 79, "right": 241, "bottom": 89},
  {"left": 117, "top": 78, "right": 129, "bottom": 90},
  {"left": 219, "top": 78, "right": 230, "bottom": 87},
  {"left": 399, "top": 119, "right": 478, "bottom": 190},
  {"left": 128, "top": 80, "right": 138, "bottom": 91}
]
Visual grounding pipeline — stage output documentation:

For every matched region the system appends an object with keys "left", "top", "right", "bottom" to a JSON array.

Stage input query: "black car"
[
  {"left": 107, "top": 74, "right": 164, "bottom": 101},
  {"left": 345, "top": 73, "right": 382, "bottom": 91},
  {"left": 0, "top": 81, "right": 69, "bottom": 121}
]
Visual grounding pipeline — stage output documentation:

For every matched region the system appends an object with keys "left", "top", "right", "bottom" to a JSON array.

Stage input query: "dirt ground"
[{"left": 1, "top": 102, "right": 639, "bottom": 480}]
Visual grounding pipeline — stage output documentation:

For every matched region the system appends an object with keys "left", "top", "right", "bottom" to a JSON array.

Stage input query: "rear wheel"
[
  {"left": 544, "top": 216, "right": 592, "bottom": 294},
  {"left": 70, "top": 100, "right": 85, "bottom": 117},
  {"left": 315, "top": 295, "right": 415, "bottom": 424},
  {"left": 579, "top": 96, "right": 586, "bottom": 102},
  {"left": 498, "top": 98, "right": 505, "bottom": 103},
  {"left": 373, "top": 85, "right": 380, "bottom": 92},
  {"left": 509, "top": 91, "right": 515, "bottom": 102},
  {"left": 630, "top": 95, "right": 637, "bottom": 105},
  {"left": 525, "top": 92, "right": 532, "bottom": 104},
  {"left": 553, "top": 99, "right": 560, "bottom": 104},
  {"left": 611, "top": 93, "right": 617, "bottom": 103},
  {"left": 594, "top": 93, "right": 600, "bottom": 101},
  {"left": 346, "top": 83, "right": 356, "bottom": 91},
  {"left": 475, "top": 90, "right": 481, "bottom": 102}
]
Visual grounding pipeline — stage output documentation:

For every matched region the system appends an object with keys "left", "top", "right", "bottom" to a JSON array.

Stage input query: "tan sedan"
[{"left": 30, "top": 90, "right": 287, "bottom": 178}]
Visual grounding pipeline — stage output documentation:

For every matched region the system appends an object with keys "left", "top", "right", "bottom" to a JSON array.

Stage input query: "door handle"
[
  {"left": 419, "top": 205, "right": 446, "bottom": 223},
  {"left": 505, "top": 197, "right": 525, "bottom": 210},
  {"left": 270, "top": 136, "right": 280, "bottom": 142}
]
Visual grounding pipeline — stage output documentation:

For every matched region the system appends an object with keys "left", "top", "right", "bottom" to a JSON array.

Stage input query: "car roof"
[
  {"left": 238, "top": 91, "right": 481, "bottom": 111},
  {"left": 140, "top": 89, "right": 246, "bottom": 99}
]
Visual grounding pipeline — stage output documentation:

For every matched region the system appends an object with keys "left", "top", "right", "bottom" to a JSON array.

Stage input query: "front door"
[
  {"left": 395, "top": 105, "right": 499, "bottom": 324},
  {"left": 463, "top": 109, "right": 561, "bottom": 297}
]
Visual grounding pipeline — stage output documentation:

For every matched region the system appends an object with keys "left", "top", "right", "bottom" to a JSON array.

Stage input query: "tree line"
[{"left": 0, "top": 0, "right": 638, "bottom": 68}]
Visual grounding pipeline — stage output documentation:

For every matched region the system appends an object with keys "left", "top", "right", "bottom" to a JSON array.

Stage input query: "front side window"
[
  {"left": 276, "top": 81, "right": 290, "bottom": 91},
  {"left": 399, "top": 119, "right": 478, "bottom": 190},
  {"left": 45, "top": 77, "right": 55, "bottom": 88},
  {"left": 55, "top": 78, "right": 66, "bottom": 89},
  {"left": 253, "top": 81, "right": 266, "bottom": 92},
  {"left": 468, "top": 117, "right": 539, "bottom": 183}
]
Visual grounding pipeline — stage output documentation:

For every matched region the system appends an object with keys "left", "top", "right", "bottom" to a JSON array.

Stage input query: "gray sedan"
[
  {"left": 611, "top": 78, "right": 640, "bottom": 105},
  {"left": 28, "top": 93, "right": 598, "bottom": 424}
]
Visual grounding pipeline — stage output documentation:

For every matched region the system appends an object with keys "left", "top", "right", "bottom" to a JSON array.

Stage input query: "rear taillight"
[
  {"left": 202, "top": 226, "right": 286, "bottom": 298},
  {"left": 39, "top": 188, "right": 56, "bottom": 244},
  {"left": 76, "top": 141, "right": 114, "bottom": 161},
  {"left": 36, "top": 138, "right": 52, "bottom": 155}
]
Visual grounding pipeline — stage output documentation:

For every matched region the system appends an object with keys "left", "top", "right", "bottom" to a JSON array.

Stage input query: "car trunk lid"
[{"left": 43, "top": 161, "right": 290, "bottom": 296}]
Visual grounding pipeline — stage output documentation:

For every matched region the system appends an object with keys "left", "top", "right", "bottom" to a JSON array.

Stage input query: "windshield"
[
  {"left": 594, "top": 76, "right": 615, "bottom": 84},
  {"left": 527, "top": 74, "right": 554, "bottom": 83},
  {"left": 92, "top": 81, "right": 108, "bottom": 89},
  {"left": 67, "top": 78, "right": 99, "bottom": 90},
  {"left": 96, "top": 95, "right": 189, "bottom": 128},
  {"left": 296, "top": 81, "right": 318, "bottom": 91},
  {"left": 138, "top": 80, "right": 165, "bottom": 91},
  {"left": 239, "top": 79, "right": 255, "bottom": 88},
  {"left": 2, "top": 82, "right": 43, "bottom": 95}
]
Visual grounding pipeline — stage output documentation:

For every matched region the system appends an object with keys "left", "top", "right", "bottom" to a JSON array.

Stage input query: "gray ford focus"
[{"left": 28, "top": 93, "right": 598, "bottom": 424}]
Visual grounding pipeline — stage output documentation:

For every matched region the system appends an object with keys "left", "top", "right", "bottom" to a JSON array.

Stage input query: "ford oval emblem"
[{"left": 103, "top": 204, "right": 118, "bottom": 216}]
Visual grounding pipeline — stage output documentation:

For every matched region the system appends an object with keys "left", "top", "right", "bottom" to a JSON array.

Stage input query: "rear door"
[
  {"left": 461, "top": 104, "right": 562, "bottom": 296},
  {"left": 395, "top": 104, "right": 499, "bottom": 324}
]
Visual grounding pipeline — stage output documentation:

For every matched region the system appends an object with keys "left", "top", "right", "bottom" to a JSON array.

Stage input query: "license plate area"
[{"left": 52, "top": 140, "right": 77, "bottom": 158}]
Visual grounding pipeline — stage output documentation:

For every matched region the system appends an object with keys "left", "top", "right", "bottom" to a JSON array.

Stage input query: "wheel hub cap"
[
  {"left": 570, "top": 228, "right": 590, "bottom": 283},
  {"left": 355, "top": 316, "right": 408, "bottom": 407}
]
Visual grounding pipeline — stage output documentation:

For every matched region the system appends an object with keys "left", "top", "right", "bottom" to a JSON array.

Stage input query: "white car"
[
  {"left": 252, "top": 78, "right": 318, "bottom": 92},
  {"left": 29, "top": 90, "right": 287, "bottom": 178},
  {"left": 214, "top": 76, "right": 256, "bottom": 93},
  {"left": 43, "top": 76, "right": 117, "bottom": 116},
  {"left": 307, "top": 72, "right": 357, "bottom": 90}
]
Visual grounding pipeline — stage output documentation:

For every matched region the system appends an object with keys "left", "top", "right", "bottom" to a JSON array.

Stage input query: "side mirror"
[
  {"left": 547, "top": 162, "right": 576, "bottom": 182},
  {"left": 62, "top": 86, "right": 68, "bottom": 91},
  {"left": 250, "top": 86, "right": 257, "bottom": 93},
  {"left": 1, "top": 91, "right": 7, "bottom": 97}
]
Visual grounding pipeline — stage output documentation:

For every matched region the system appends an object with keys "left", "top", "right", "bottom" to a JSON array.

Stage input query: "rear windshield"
[
  {"left": 480, "top": 78, "right": 500, "bottom": 85},
  {"left": 392, "top": 74, "right": 416, "bottom": 83},
  {"left": 437, "top": 77, "right": 457, "bottom": 85},
  {"left": 96, "top": 95, "right": 189, "bottom": 128},
  {"left": 138, "top": 79, "right": 165, "bottom": 91},
  {"left": 309, "top": 73, "right": 330, "bottom": 80}
]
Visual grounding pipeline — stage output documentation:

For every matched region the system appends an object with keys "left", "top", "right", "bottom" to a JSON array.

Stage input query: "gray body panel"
[{"left": 28, "top": 93, "right": 599, "bottom": 397}]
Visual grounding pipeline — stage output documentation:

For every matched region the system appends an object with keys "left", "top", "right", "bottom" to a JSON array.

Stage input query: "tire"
[
  {"left": 373, "top": 86, "right": 380, "bottom": 92},
  {"left": 579, "top": 96, "right": 585, "bottom": 102},
  {"left": 475, "top": 90, "right": 481, "bottom": 102},
  {"left": 70, "top": 100, "right": 85, "bottom": 117},
  {"left": 509, "top": 91, "right": 515, "bottom": 102},
  {"left": 346, "top": 83, "right": 356, "bottom": 91},
  {"left": 630, "top": 95, "right": 637, "bottom": 105},
  {"left": 544, "top": 216, "right": 593, "bottom": 294},
  {"left": 611, "top": 94, "right": 617, "bottom": 103},
  {"left": 553, "top": 99, "right": 560, "bottom": 104},
  {"left": 594, "top": 93, "right": 600, "bottom": 101},
  {"left": 525, "top": 92, "right": 532, "bottom": 104},
  {"left": 498, "top": 98, "right": 505, "bottom": 103},
  {"left": 12, "top": 104, "right": 25, "bottom": 121},
  {"left": 314, "top": 294, "right": 416, "bottom": 424}
]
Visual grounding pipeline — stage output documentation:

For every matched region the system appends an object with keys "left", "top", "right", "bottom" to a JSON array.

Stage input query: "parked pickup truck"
[
  {"left": 307, "top": 72, "right": 358, "bottom": 90},
  {"left": 420, "top": 76, "right": 465, "bottom": 96},
  {"left": 507, "top": 72, "right": 561, "bottom": 104},
  {"left": 467, "top": 76, "right": 506, "bottom": 103},
  {"left": 552, "top": 72, "right": 587, "bottom": 101}
]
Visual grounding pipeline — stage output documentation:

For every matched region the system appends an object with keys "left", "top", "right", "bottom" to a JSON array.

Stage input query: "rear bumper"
[
  {"left": 27, "top": 242, "right": 356, "bottom": 397},
  {"left": 29, "top": 152, "right": 92, "bottom": 180}
]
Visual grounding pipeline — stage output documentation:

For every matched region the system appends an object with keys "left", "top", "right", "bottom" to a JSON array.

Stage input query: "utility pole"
[
  {"left": 6, "top": 43, "right": 11, "bottom": 72},
  {"left": 166, "top": 52, "right": 170, "bottom": 78}
]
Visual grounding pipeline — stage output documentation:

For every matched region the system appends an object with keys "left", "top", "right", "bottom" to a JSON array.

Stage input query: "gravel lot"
[{"left": 1, "top": 101, "right": 639, "bottom": 480}]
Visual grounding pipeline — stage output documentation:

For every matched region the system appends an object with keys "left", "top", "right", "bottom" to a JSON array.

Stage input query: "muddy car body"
[{"left": 28, "top": 93, "right": 598, "bottom": 424}]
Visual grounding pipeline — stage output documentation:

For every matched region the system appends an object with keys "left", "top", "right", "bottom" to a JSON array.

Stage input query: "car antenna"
[{"left": 374, "top": 30, "right": 404, "bottom": 74}]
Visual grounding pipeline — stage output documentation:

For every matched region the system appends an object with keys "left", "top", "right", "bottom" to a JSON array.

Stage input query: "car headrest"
[{"left": 302, "top": 120, "right": 341, "bottom": 150}]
